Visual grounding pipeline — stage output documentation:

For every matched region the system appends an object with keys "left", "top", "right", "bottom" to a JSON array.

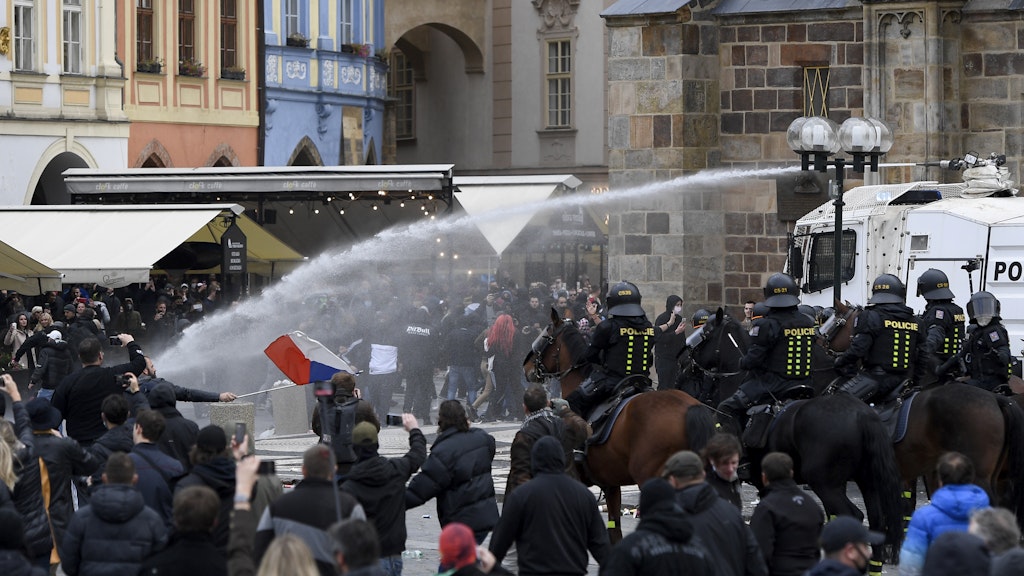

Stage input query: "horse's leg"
[
  {"left": 808, "top": 480, "right": 863, "bottom": 522},
  {"left": 605, "top": 486, "right": 623, "bottom": 544}
]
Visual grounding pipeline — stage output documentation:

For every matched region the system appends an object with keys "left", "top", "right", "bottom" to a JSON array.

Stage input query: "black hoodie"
[
  {"left": 675, "top": 482, "right": 768, "bottom": 576},
  {"left": 147, "top": 382, "right": 199, "bottom": 469},
  {"left": 601, "top": 498, "right": 714, "bottom": 576},
  {"left": 489, "top": 436, "right": 609, "bottom": 576},
  {"left": 176, "top": 456, "right": 236, "bottom": 549},
  {"left": 340, "top": 429, "right": 426, "bottom": 556}
]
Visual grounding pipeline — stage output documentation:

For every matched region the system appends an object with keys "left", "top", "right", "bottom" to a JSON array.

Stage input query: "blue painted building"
[{"left": 264, "top": 0, "right": 387, "bottom": 166}]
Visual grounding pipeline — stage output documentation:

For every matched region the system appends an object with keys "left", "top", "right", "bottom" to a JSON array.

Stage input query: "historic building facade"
[
  {"left": 602, "top": 0, "right": 1024, "bottom": 315},
  {"left": 117, "top": 0, "right": 259, "bottom": 168},
  {"left": 0, "top": 0, "right": 128, "bottom": 205},
  {"left": 385, "top": 0, "right": 614, "bottom": 285},
  {"left": 263, "top": 0, "right": 388, "bottom": 166}
]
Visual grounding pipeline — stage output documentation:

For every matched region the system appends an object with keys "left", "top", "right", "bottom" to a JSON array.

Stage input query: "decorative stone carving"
[
  {"left": 877, "top": 10, "right": 924, "bottom": 39},
  {"left": 316, "top": 103, "right": 333, "bottom": 139},
  {"left": 532, "top": 0, "right": 579, "bottom": 31},
  {"left": 322, "top": 59, "right": 335, "bottom": 88},
  {"left": 266, "top": 55, "right": 278, "bottom": 83},
  {"left": 265, "top": 98, "right": 278, "bottom": 133}
]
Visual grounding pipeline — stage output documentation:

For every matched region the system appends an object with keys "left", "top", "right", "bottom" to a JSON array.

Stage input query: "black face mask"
[{"left": 853, "top": 544, "right": 872, "bottom": 575}]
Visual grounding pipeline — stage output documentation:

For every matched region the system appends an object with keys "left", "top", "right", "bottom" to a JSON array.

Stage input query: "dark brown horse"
[
  {"left": 822, "top": 303, "right": 1024, "bottom": 525},
  {"left": 522, "top": 308, "right": 715, "bottom": 541},
  {"left": 687, "top": 309, "right": 904, "bottom": 566}
]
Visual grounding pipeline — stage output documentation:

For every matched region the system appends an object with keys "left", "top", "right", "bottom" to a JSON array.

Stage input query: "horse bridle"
[
  {"left": 818, "top": 305, "right": 858, "bottom": 355},
  {"left": 524, "top": 321, "right": 587, "bottom": 382},
  {"left": 688, "top": 320, "right": 745, "bottom": 378}
]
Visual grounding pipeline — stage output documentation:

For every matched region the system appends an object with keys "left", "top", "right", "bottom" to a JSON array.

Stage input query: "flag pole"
[{"left": 235, "top": 383, "right": 299, "bottom": 399}]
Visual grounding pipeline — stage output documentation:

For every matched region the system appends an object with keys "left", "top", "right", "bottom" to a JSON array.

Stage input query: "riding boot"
[
  {"left": 838, "top": 372, "right": 881, "bottom": 404},
  {"left": 566, "top": 376, "right": 603, "bottom": 419},
  {"left": 716, "top": 392, "right": 750, "bottom": 438}
]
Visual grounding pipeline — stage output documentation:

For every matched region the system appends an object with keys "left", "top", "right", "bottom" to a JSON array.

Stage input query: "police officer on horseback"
[
  {"left": 834, "top": 274, "right": 920, "bottom": 404},
  {"left": 916, "top": 269, "right": 966, "bottom": 378},
  {"left": 962, "top": 291, "right": 1012, "bottom": 391},
  {"left": 716, "top": 273, "right": 815, "bottom": 437},
  {"left": 565, "top": 281, "right": 654, "bottom": 418}
]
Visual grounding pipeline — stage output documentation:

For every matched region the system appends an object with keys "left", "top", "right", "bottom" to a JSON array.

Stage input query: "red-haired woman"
[{"left": 482, "top": 314, "right": 527, "bottom": 421}]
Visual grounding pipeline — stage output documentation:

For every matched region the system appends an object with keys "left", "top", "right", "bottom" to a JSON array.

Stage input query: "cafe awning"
[
  {"left": 0, "top": 204, "right": 303, "bottom": 288},
  {"left": 0, "top": 240, "right": 63, "bottom": 295}
]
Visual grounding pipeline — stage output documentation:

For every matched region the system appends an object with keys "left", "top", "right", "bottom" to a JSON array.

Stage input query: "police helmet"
[
  {"left": 967, "top": 291, "right": 1000, "bottom": 327},
  {"left": 763, "top": 273, "right": 800, "bottom": 308},
  {"left": 798, "top": 304, "right": 817, "bottom": 323},
  {"left": 751, "top": 303, "right": 769, "bottom": 320},
  {"left": 606, "top": 281, "right": 645, "bottom": 317},
  {"left": 692, "top": 309, "right": 711, "bottom": 328},
  {"left": 916, "top": 268, "right": 955, "bottom": 300},
  {"left": 868, "top": 274, "right": 906, "bottom": 305}
]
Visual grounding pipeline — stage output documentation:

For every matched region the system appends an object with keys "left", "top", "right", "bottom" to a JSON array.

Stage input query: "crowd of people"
[{"left": 1, "top": 266, "right": 1023, "bottom": 576}]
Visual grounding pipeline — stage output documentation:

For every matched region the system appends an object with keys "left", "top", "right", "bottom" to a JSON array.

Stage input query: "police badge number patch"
[
  {"left": 935, "top": 310, "right": 944, "bottom": 319},
  {"left": 750, "top": 326, "right": 759, "bottom": 337},
  {"left": 990, "top": 331, "right": 1000, "bottom": 342}
]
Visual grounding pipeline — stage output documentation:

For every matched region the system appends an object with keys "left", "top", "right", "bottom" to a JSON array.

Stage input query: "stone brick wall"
[{"left": 603, "top": 3, "right": 1024, "bottom": 315}]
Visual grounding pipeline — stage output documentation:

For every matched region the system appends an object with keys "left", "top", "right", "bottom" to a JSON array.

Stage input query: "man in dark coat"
[
  {"left": 400, "top": 306, "right": 438, "bottom": 423},
  {"left": 87, "top": 393, "right": 146, "bottom": 490},
  {"left": 340, "top": 415, "right": 426, "bottom": 575},
  {"left": 254, "top": 445, "right": 365, "bottom": 576},
  {"left": 505, "top": 385, "right": 564, "bottom": 496},
  {"left": 130, "top": 409, "right": 185, "bottom": 529},
  {"left": 24, "top": 398, "right": 100, "bottom": 557},
  {"left": 665, "top": 450, "right": 768, "bottom": 576},
  {"left": 139, "top": 356, "right": 237, "bottom": 404},
  {"left": 406, "top": 400, "right": 499, "bottom": 544},
  {"left": 174, "top": 425, "right": 236, "bottom": 550},
  {"left": 60, "top": 452, "right": 168, "bottom": 576},
  {"left": 140, "top": 485, "right": 227, "bottom": 576},
  {"left": 489, "top": 436, "right": 609, "bottom": 575},
  {"left": 601, "top": 478, "right": 714, "bottom": 576},
  {"left": 13, "top": 329, "right": 74, "bottom": 401},
  {"left": 550, "top": 398, "right": 591, "bottom": 480},
  {"left": 0, "top": 508, "right": 47, "bottom": 576},
  {"left": 146, "top": 382, "right": 200, "bottom": 470},
  {"left": 52, "top": 334, "right": 147, "bottom": 447},
  {"left": 750, "top": 452, "right": 825, "bottom": 576}
]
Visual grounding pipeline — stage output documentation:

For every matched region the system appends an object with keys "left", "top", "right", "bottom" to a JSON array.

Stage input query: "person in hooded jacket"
[
  {"left": 652, "top": 295, "right": 688, "bottom": 390},
  {"left": 399, "top": 306, "right": 438, "bottom": 424},
  {"left": 664, "top": 450, "right": 768, "bottom": 576},
  {"left": 600, "top": 478, "right": 714, "bottom": 576},
  {"left": 146, "top": 381, "right": 200, "bottom": 470},
  {"left": 87, "top": 392, "right": 149, "bottom": 491},
  {"left": 898, "top": 451, "right": 990, "bottom": 576},
  {"left": 0, "top": 508, "right": 47, "bottom": 576},
  {"left": 175, "top": 425, "right": 237, "bottom": 550},
  {"left": 406, "top": 400, "right": 499, "bottom": 545},
  {"left": 340, "top": 415, "right": 426, "bottom": 576},
  {"left": 61, "top": 452, "right": 168, "bottom": 576},
  {"left": 0, "top": 375, "right": 53, "bottom": 570},
  {"left": 504, "top": 385, "right": 564, "bottom": 497},
  {"left": 489, "top": 435, "right": 609, "bottom": 576},
  {"left": 13, "top": 328, "right": 73, "bottom": 401},
  {"left": 24, "top": 398, "right": 100, "bottom": 564},
  {"left": 920, "top": 532, "right": 991, "bottom": 576}
]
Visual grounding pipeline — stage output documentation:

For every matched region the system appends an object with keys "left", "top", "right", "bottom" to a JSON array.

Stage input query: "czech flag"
[{"left": 264, "top": 331, "right": 357, "bottom": 385}]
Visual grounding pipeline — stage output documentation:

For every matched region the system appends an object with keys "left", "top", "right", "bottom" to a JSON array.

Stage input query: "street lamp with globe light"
[{"left": 787, "top": 116, "right": 894, "bottom": 302}]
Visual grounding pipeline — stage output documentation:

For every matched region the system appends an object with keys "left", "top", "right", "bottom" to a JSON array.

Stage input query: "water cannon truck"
[{"left": 788, "top": 153, "right": 1024, "bottom": 364}]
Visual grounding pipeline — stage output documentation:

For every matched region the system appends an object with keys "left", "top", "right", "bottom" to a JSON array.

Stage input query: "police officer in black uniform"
[
  {"left": 916, "top": 268, "right": 966, "bottom": 379},
  {"left": 565, "top": 281, "right": 654, "bottom": 418},
  {"left": 717, "top": 273, "right": 815, "bottom": 436},
  {"left": 692, "top": 309, "right": 711, "bottom": 331},
  {"left": 962, "top": 291, "right": 1012, "bottom": 391},
  {"left": 835, "top": 274, "right": 920, "bottom": 404}
]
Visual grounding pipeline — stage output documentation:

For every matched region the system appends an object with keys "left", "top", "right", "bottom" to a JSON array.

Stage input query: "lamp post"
[{"left": 787, "top": 116, "right": 893, "bottom": 303}]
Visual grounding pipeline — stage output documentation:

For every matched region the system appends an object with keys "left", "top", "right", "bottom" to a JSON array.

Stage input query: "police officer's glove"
[{"left": 834, "top": 358, "right": 856, "bottom": 379}]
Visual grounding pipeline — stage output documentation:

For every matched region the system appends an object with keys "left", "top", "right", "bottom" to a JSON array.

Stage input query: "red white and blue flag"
[{"left": 264, "top": 331, "right": 357, "bottom": 385}]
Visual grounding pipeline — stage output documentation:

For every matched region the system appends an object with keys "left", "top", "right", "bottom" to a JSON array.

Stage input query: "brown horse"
[
  {"left": 822, "top": 303, "right": 1024, "bottom": 525},
  {"left": 522, "top": 308, "right": 715, "bottom": 541}
]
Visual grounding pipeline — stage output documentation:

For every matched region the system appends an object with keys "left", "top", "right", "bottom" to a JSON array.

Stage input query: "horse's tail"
[
  {"left": 859, "top": 410, "right": 903, "bottom": 564},
  {"left": 685, "top": 404, "right": 715, "bottom": 455},
  {"left": 996, "top": 395, "right": 1024, "bottom": 529}
]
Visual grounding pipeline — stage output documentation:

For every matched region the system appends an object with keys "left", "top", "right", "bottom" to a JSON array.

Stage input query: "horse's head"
[
  {"left": 818, "top": 299, "right": 861, "bottom": 353},
  {"left": 689, "top": 307, "right": 749, "bottom": 372},
  {"left": 522, "top": 307, "right": 589, "bottom": 389}
]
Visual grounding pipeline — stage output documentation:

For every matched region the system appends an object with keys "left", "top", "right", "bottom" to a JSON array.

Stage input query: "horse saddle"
[
  {"left": 741, "top": 386, "right": 816, "bottom": 449},
  {"left": 586, "top": 376, "right": 652, "bottom": 446},
  {"left": 875, "top": 390, "right": 918, "bottom": 443}
]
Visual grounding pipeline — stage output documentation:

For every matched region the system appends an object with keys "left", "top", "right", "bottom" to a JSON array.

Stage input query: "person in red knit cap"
[{"left": 436, "top": 522, "right": 509, "bottom": 576}]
